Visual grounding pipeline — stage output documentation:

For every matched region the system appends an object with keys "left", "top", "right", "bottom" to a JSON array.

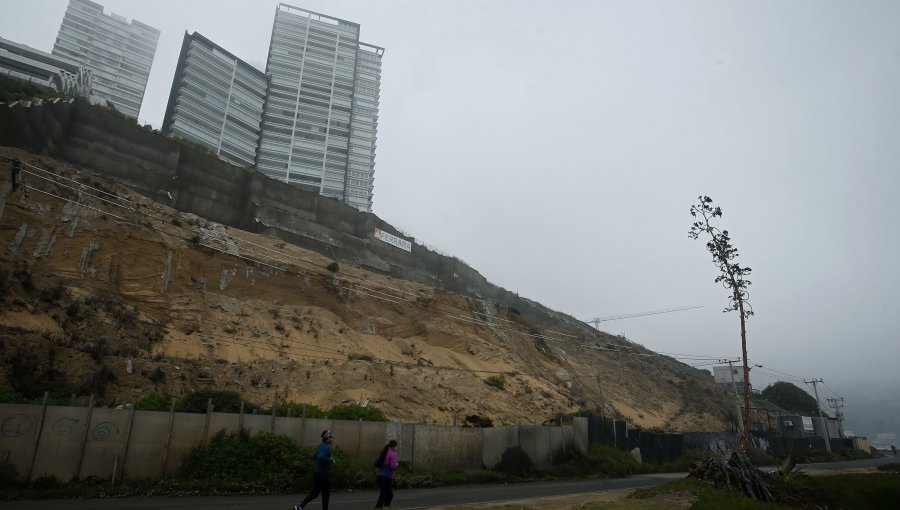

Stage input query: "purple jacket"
[{"left": 376, "top": 448, "right": 398, "bottom": 478}]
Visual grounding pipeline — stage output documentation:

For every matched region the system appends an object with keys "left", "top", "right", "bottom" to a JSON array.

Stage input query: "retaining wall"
[{"left": 0, "top": 100, "right": 594, "bottom": 334}]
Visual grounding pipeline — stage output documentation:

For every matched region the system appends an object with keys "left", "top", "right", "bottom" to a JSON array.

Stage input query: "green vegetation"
[
  {"left": 631, "top": 469, "right": 900, "bottom": 510},
  {"left": 555, "top": 444, "right": 646, "bottom": 478},
  {"left": 179, "top": 429, "right": 308, "bottom": 491},
  {"left": 0, "top": 76, "right": 66, "bottom": 103},
  {"left": 0, "top": 386, "right": 25, "bottom": 404},
  {"left": 632, "top": 478, "right": 794, "bottom": 509},
  {"left": 180, "top": 389, "right": 250, "bottom": 414},
  {"left": 485, "top": 375, "right": 506, "bottom": 390},
  {"left": 815, "top": 472, "right": 900, "bottom": 509},
  {"left": 134, "top": 392, "right": 174, "bottom": 411},
  {"left": 326, "top": 261, "right": 339, "bottom": 272},
  {"left": 273, "top": 401, "right": 326, "bottom": 418},
  {"left": 761, "top": 381, "right": 820, "bottom": 416},
  {"left": 326, "top": 403, "right": 388, "bottom": 421},
  {"left": 506, "top": 307, "right": 528, "bottom": 325},
  {"left": 493, "top": 446, "right": 533, "bottom": 476},
  {"left": 878, "top": 463, "right": 900, "bottom": 473}
]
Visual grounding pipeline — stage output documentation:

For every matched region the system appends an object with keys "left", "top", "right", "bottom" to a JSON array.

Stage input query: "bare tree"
[{"left": 689, "top": 195, "right": 754, "bottom": 451}]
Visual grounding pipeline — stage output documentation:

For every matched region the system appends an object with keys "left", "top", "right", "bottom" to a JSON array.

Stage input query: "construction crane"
[{"left": 586, "top": 305, "right": 703, "bottom": 329}]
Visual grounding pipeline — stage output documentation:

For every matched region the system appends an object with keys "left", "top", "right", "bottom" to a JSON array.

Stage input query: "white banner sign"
[
  {"left": 374, "top": 227, "right": 412, "bottom": 252},
  {"left": 801, "top": 416, "right": 815, "bottom": 432}
]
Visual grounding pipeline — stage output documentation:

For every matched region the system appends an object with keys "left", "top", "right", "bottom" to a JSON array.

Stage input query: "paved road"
[{"left": 4, "top": 456, "right": 895, "bottom": 510}]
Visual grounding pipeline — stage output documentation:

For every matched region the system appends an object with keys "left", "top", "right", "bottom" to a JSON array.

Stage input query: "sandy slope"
[{"left": 0, "top": 147, "right": 735, "bottom": 428}]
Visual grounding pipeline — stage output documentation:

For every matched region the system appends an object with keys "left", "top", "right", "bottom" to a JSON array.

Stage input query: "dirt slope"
[{"left": 0, "top": 147, "right": 735, "bottom": 429}]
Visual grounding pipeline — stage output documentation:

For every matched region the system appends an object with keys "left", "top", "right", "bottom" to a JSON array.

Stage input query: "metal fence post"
[
  {"left": 160, "top": 397, "right": 176, "bottom": 476},
  {"left": 25, "top": 391, "right": 49, "bottom": 483},
  {"left": 203, "top": 398, "right": 213, "bottom": 446},
  {"left": 75, "top": 394, "right": 95, "bottom": 479},
  {"left": 118, "top": 398, "right": 137, "bottom": 483}
]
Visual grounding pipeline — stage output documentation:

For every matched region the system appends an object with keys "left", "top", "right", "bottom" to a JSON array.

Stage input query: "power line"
[{"left": 586, "top": 305, "right": 704, "bottom": 329}]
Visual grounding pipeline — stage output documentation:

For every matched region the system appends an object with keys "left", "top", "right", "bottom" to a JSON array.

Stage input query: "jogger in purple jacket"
[{"left": 373, "top": 439, "right": 399, "bottom": 508}]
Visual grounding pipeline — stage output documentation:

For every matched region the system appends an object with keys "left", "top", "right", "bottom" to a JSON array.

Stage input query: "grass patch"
[
  {"left": 632, "top": 478, "right": 794, "bottom": 509},
  {"left": 877, "top": 463, "right": 900, "bottom": 473},
  {"left": 814, "top": 472, "right": 900, "bottom": 509},
  {"left": 554, "top": 444, "right": 647, "bottom": 479}
]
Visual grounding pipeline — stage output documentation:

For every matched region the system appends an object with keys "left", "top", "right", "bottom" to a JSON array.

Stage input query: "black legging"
[
  {"left": 375, "top": 475, "right": 393, "bottom": 508},
  {"left": 299, "top": 473, "right": 330, "bottom": 510}
]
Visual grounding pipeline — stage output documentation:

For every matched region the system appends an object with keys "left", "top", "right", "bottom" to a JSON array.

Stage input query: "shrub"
[
  {"left": 326, "top": 403, "right": 388, "bottom": 422},
  {"left": 148, "top": 366, "right": 166, "bottom": 383},
  {"left": 180, "top": 390, "right": 254, "bottom": 413},
  {"left": 326, "top": 261, "right": 339, "bottom": 272},
  {"left": 273, "top": 402, "right": 327, "bottom": 418},
  {"left": 179, "top": 430, "right": 308, "bottom": 490},
  {"left": 485, "top": 375, "right": 506, "bottom": 390},
  {"left": 40, "top": 281, "right": 66, "bottom": 303},
  {"left": 135, "top": 392, "right": 174, "bottom": 411},
  {"left": 493, "top": 446, "right": 533, "bottom": 476},
  {"left": 0, "top": 385, "right": 25, "bottom": 403},
  {"left": 554, "top": 444, "right": 645, "bottom": 479},
  {"left": 462, "top": 414, "right": 493, "bottom": 427},
  {"left": 80, "top": 366, "right": 117, "bottom": 397}
]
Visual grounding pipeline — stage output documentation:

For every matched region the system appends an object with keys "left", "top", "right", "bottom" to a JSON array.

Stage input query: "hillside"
[{"left": 0, "top": 146, "right": 735, "bottom": 430}]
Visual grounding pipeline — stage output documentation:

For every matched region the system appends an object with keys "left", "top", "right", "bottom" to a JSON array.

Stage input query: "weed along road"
[{"left": 3, "top": 457, "right": 894, "bottom": 510}]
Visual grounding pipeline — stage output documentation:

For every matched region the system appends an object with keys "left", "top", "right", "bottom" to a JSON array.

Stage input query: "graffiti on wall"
[
  {"left": 1, "top": 414, "right": 32, "bottom": 437},
  {"left": 91, "top": 422, "right": 119, "bottom": 441}
]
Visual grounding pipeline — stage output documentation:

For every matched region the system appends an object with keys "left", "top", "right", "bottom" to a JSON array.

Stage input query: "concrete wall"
[
  {"left": 0, "top": 100, "right": 595, "bottom": 333},
  {"left": 0, "top": 402, "right": 584, "bottom": 482}
]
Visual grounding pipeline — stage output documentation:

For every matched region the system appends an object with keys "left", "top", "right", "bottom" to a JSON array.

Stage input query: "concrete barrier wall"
[
  {"left": 0, "top": 402, "right": 582, "bottom": 482},
  {"left": 0, "top": 100, "right": 596, "bottom": 333},
  {"left": 482, "top": 425, "right": 519, "bottom": 468},
  {"left": 410, "top": 424, "right": 484, "bottom": 471}
]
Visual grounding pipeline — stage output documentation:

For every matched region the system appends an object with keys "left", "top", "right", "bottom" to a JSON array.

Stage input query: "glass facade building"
[
  {"left": 52, "top": 0, "right": 159, "bottom": 118},
  {"left": 162, "top": 32, "right": 268, "bottom": 168},
  {"left": 256, "top": 4, "right": 383, "bottom": 212}
]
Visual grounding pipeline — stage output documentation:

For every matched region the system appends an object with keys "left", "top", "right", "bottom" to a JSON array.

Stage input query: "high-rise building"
[
  {"left": 256, "top": 4, "right": 383, "bottom": 212},
  {"left": 52, "top": 0, "right": 160, "bottom": 118},
  {"left": 162, "top": 32, "right": 268, "bottom": 168}
]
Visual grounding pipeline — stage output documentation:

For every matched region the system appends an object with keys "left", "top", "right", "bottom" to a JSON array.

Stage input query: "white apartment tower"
[
  {"left": 162, "top": 32, "right": 268, "bottom": 168},
  {"left": 52, "top": 0, "right": 160, "bottom": 118},
  {"left": 256, "top": 4, "right": 383, "bottom": 212}
]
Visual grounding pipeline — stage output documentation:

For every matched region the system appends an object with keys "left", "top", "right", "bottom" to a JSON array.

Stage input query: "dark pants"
[
  {"left": 299, "top": 473, "right": 330, "bottom": 510},
  {"left": 375, "top": 475, "right": 393, "bottom": 508}
]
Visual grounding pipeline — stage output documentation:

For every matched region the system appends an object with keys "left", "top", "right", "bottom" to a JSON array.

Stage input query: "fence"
[{"left": 0, "top": 401, "right": 587, "bottom": 482}]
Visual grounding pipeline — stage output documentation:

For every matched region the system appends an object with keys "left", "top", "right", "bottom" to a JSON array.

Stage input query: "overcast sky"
[{"left": 3, "top": 0, "right": 899, "bottom": 441}]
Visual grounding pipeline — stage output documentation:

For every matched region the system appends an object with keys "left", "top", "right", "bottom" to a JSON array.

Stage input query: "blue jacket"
[{"left": 313, "top": 442, "right": 334, "bottom": 474}]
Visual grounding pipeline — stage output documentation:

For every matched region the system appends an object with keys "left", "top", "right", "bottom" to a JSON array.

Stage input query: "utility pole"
[
  {"left": 721, "top": 358, "right": 742, "bottom": 436},
  {"left": 804, "top": 378, "right": 831, "bottom": 454},
  {"left": 827, "top": 397, "right": 845, "bottom": 438},
  {"left": 725, "top": 359, "right": 739, "bottom": 398}
]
